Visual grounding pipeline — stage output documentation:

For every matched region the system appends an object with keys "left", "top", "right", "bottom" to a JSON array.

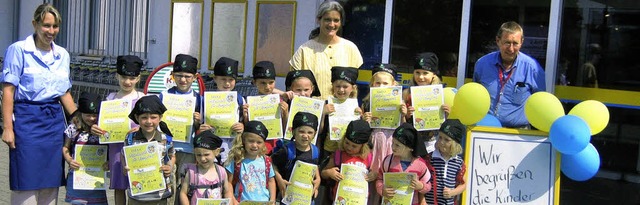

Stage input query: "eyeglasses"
[
  {"left": 174, "top": 74, "right": 194, "bottom": 79},
  {"left": 500, "top": 41, "right": 521, "bottom": 48}
]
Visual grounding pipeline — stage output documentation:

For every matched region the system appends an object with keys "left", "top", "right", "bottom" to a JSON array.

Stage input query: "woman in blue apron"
[{"left": 1, "top": 4, "right": 77, "bottom": 205}]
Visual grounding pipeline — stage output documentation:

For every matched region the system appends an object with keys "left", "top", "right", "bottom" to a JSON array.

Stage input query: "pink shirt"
[
  {"left": 188, "top": 164, "right": 227, "bottom": 205},
  {"left": 376, "top": 154, "right": 432, "bottom": 205}
]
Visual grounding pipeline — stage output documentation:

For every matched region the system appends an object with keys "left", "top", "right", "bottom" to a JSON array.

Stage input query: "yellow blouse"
[{"left": 289, "top": 37, "right": 363, "bottom": 100}]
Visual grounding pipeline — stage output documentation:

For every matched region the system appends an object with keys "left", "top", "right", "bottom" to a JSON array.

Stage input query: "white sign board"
[{"left": 462, "top": 127, "right": 560, "bottom": 205}]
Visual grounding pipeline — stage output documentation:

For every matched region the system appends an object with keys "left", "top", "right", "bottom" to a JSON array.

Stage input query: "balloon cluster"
[
  {"left": 445, "top": 84, "right": 607, "bottom": 181},
  {"left": 525, "top": 93, "right": 609, "bottom": 181}
]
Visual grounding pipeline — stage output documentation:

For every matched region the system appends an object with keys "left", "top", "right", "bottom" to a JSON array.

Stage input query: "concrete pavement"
[{"left": 0, "top": 144, "right": 116, "bottom": 205}]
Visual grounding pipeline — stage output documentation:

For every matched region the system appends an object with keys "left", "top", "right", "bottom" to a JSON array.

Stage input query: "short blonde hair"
[
  {"left": 411, "top": 71, "right": 442, "bottom": 86},
  {"left": 330, "top": 79, "right": 358, "bottom": 98},
  {"left": 33, "top": 4, "right": 62, "bottom": 25},
  {"left": 370, "top": 72, "right": 397, "bottom": 86},
  {"left": 337, "top": 137, "right": 371, "bottom": 160}
]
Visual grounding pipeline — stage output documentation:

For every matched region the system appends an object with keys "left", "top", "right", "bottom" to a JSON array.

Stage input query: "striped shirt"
[
  {"left": 289, "top": 37, "right": 363, "bottom": 100},
  {"left": 425, "top": 149, "right": 466, "bottom": 205}
]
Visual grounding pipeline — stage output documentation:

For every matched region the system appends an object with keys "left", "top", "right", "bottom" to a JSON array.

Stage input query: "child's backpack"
[
  {"left": 231, "top": 156, "right": 272, "bottom": 202},
  {"left": 279, "top": 139, "right": 319, "bottom": 172},
  {"left": 180, "top": 163, "right": 226, "bottom": 200}
]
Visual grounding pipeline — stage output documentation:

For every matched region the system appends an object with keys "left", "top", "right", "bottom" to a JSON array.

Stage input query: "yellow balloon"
[
  {"left": 569, "top": 100, "right": 609, "bottom": 135},
  {"left": 453, "top": 82, "right": 490, "bottom": 125},
  {"left": 449, "top": 106, "right": 460, "bottom": 119},
  {"left": 444, "top": 87, "right": 456, "bottom": 108},
  {"left": 524, "top": 92, "right": 565, "bottom": 132}
]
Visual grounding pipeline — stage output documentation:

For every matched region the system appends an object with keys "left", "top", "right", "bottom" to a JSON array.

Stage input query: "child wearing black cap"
[
  {"left": 404, "top": 52, "right": 451, "bottom": 154},
  {"left": 362, "top": 63, "right": 409, "bottom": 204},
  {"left": 178, "top": 130, "right": 234, "bottom": 205},
  {"left": 63, "top": 92, "right": 108, "bottom": 204},
  {"left": 224, "top": 121, "right": 275, "bottom": 203},
  {"left": 247, "top": 61, "right": 290, "bottom": 155},
  {"left": 199, "top": 57, "right": 246, "bottom": 164},
  {"left": 122, "top": 95, "right": 176, "bottom": 204},
  {"left": 90, "top": 54, "right": 146, "bottom": 205},
  {"left": 376, "top": 123, "right": 431, "bottom": 205},
  {"left": 425, "top": 119, "right": 467, "bottom": 205},
  {"left": 282, "top": 70, "right": 322, "bottom": 102},
  {"left": 161, "top": 54, "right": 203, "bottom": 202},
  {"left": 319, "top": 66, "right": 362, "bottom": 156},
  {"left": 321, "top": 119, "right": 376, "bottom": 202},
  {"left": 272, "top": 112, "right": 322, "bottom": 204}
]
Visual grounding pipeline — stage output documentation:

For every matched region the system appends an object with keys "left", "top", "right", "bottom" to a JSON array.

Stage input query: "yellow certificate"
[
  {"left": 334, "top": 164, "right": 368, "bottom": 204},
  {"left": 73, "top": 145, "right": 108, "bottom": 190},
  {"left": 284, "top": 96, "right": 324, "bottom": 143},
  {"left": 328, "top": 97, "right": 360, "bottom": 141},
  {"left": 370, "top": 86, "right": 403, "bottom": 129},
  {"left": 282, "top": 161, "right": 317, "bottom": 205},
  {"left": 162, "top": 93, "right": 196, "bottom": 142},
  {"left": 238, "top": 201, "right": 273, "bottom": 205},
  {"left": 382, "top": 172, "right": 416, "bottom": 205},
  {"left": 204, "top": 91, "right": 239, "bottom": 138},
  {"left": 98, "top": 99, "right": 132, "bottom": 143},
  {"left": 410, "top": 85, "right": 445, "bottom": 131},
  {"left": 196, "top": 198, "right": 231, "bottom": 205},
  {"left": 124, "top": 142, "right": 166, "bottom": 196},
  {"left": 247, "top": 94, "right": 283, "bottom": 140}
]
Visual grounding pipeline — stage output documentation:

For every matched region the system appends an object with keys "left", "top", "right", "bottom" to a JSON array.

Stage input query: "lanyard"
[{"left": 494, "top": 65, "right": 516, "bottom": 113}]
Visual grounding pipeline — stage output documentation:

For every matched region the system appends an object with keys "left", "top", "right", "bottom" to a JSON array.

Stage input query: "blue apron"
[{"left": 10, "top": 100, "right": 66, "bottom": 190}]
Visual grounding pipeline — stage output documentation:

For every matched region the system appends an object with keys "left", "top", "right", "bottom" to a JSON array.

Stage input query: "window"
[
  {"left": 58, "top": 0, "right": 150, "bottom": 58},
  {"left": 559, "top": 2, "right": 640, "bottom": 91},
  {"left": 341, "top": 0, "right": 386, "bottom": 68},
  {"left": 209, "top": 1, "right": 247, "bottom": 71},
  {"left": 253, "top": 1, "right": 296, "bottom": 76},
  {"left": 389, "top": 0, "right": 463, "bottom": 79},
  {"left": 170, "top": 1, "right": 203, "bottom": 64},
  {"left": 466, "top": 0, "right": 550, "bottom": 78}
]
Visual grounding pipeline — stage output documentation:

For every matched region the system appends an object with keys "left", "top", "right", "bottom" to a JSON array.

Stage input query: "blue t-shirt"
[
  {"left": 473, "top": 51, "right": 545, "bottom": 128},
  {"left": 160, "top": 87, "right": 203, "bottom": 153},
  {"left": 224, "top": 156, "right": 274, "bottom": 201}
]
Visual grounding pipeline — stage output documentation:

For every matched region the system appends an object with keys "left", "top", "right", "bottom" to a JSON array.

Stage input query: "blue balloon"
[
  {"left": 549, "top": 115, "right": 591, "bottom": 154},
  {"left": 561, "top": 143, "right": 600, "bottom": 181},
  {"left": 476, "top": 114, "right": 502, "bottom": 127}
]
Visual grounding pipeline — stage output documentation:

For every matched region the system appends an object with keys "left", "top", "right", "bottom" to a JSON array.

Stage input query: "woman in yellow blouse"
[{"left": 289, "top": 0, "right": 363, "bottom": 100}]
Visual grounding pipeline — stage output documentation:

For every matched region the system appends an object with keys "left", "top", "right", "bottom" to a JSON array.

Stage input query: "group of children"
[{"left": 62, "top": 52, "right": 467, "bottom": 205}]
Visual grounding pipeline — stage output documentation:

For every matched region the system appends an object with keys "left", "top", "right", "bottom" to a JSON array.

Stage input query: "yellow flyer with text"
[
  {"left": 204, "top": 91, "right": 239, "bottom": 138},
  {"left": 282, "top": 161, "right": 317, "bottom": 205},
  {"left": 369, "top": 86, "right": 403, "bottom": 129},
  {"left": 196, "top": 198, "right": 231, "bottom": 205},
  {"left": 334, "top": 164, "right": 368, "bottom": 204},
  {"left": 238, "top": 201, "right": 273, "bottom": 205},
  {"left": 410, "top": 85, "right": 445, "bottom": 131},
  {"left": 328, "top": 97, "right": 360, "bottom": 141},
  {"left": 124, "top": 142, "right": 166, "bottom": 196},
  {"left": 284, "top": 96, "right": 324, "bottom": 143},
  {"left": 382, "top": 172, "right": 416, "bottom": 205},
  {"left": 162, "top": 93, "right": 196, "bottom": 142},
  {"left": 98, "top": 99, "right": 132, "bottom": 143},
  {"left": 247, "top": 94, "right": 283, "bottom": 140},
  {"left": 73, "top": 145, "right": 108, "bottom": 190}
]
